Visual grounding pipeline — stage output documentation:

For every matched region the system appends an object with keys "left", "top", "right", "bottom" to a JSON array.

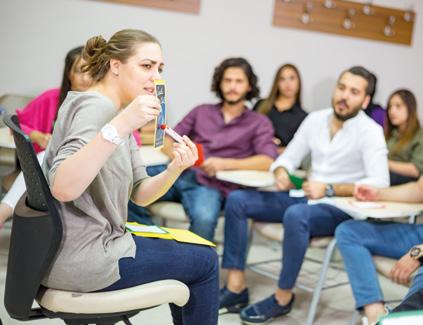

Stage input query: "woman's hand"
[
  {"left": 111, "top": 95, "right": 161, "bottom": 137},
  {"left": 30, "top": 131, "right": 52, "bottom": 149},
  {"left": 167, "top": 136, "right": 198, "bottom": 174}
]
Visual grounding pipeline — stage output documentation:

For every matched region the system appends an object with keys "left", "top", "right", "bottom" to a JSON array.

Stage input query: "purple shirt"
[
  {"left": 174, "top": 103, "right": 277, "bottom": 195},
  {"left": 365, "top": 103, "right": 386, "bottom": 128}
]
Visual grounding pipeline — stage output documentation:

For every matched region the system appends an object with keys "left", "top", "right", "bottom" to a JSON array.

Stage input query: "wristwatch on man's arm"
[
  {"left": 409, "top": 245, "right": 423, "bottom": 263},
  {"left": 325, "top": 184, "right": 335, "bottom": 197}
]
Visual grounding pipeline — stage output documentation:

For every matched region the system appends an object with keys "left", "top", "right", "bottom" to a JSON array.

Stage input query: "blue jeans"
[
  {"left": 128, "top": 164, "right": 224, "bottom": 241},
  {"left": 222, "top": 189, "right": 350, "bottom": 289},
  {"left": 335, "top": 220, "right": 423, "bottom": 309},
  {"left": 99, "top": 236, "right": 219, "bottom": 325},
  {"left": 406, "top": 266, "right": 423, "bottom": 299}
]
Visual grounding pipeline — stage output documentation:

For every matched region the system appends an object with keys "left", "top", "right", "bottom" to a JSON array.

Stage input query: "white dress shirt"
[{"left": 270, "top": 108, "right": 389, "bottom": 188}]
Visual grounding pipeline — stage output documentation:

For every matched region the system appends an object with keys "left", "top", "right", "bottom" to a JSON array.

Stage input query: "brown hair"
[
  {"left": 211, "top": 57, "right": 259, "bottom": 101},
  {"left": 385, "top": 89, "right": 420, "bottom": 156},
  {"left": 339, "top": 66, "right": 375, "bottom": 96},
  {"left": 58, "top": 46, "right": 84, "bottom": 107},
  {"left": 257, "top": 63, "right": 302, "bottom": 116},
  {"left": 82, "top": 29, "right": 160, "bottom": 82}
]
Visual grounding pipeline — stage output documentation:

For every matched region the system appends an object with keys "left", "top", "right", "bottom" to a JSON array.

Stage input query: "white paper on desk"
[
  {"left": 125, "top": 224, "right": 167, "bottom": 234},
  {"left": 259, "top": 185, "right": 278, "bottom": 192},
  {"left": 289, "top": 189, "right": 305, "bottom": 198},
  {"left": 350, "top": 201, "right": 385, "bottom": 209},
  {"left": 307, "top": 198, "right": 367, "bottom": 220}
]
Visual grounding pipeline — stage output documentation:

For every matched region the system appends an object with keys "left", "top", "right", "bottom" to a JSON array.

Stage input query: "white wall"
[{"left": 0, "top": 0, "right": 422, "bottom": 124}]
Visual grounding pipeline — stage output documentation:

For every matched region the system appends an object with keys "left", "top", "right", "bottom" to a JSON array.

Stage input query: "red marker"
[{"left": 160, "top": 124, "right": 184, "bottom": 144}]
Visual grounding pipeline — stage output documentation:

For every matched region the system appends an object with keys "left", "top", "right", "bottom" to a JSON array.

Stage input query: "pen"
[{"left": 160, "top": 124, "right": 185, "bottom": 144}]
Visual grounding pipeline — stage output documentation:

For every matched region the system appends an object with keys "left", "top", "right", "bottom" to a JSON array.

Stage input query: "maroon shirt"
[{"left": 174, "top": 103, "right": 278, "bottom": 196}]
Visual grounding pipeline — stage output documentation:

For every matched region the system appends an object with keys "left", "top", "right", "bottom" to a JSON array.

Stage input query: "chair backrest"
[
  {"left": 0, "top": 94, "right": 34, "bottom": 127},
  {"left": 3, "top": 114, "right": 63, "bottom": 320}
]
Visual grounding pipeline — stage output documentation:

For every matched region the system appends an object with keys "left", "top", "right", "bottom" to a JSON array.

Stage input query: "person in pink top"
[{"left": 0, "top": 46, "right": 92, "bottom": 227}]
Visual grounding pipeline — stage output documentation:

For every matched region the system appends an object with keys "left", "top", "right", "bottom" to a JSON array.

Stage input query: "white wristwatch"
[{"left": 101, "top": 124, "right": 124, "bottom": 145}]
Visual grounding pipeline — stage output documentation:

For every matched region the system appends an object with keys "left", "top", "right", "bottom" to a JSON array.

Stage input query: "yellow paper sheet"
[
  {"left": 126, "top": 222, "right": 216, "bottom": 247},
  {"left": 163, "top": 227, "right": 216, "bottom": 247}
]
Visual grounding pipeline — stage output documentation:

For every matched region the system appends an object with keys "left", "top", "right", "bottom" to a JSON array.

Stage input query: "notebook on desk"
[
  {"left": 126, "top": 222, "right": 216, "bottom": 247},
  {"left": 379, "top": 310, "right": 423, "bottom": 325}
]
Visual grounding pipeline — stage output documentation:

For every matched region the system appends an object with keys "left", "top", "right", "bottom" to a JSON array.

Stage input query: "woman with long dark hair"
[
  {"left": 385, "top": 89, "right": 423, "bottom": 185},
  {"left": 254, "top": 63, "right": 307, "bottom": 154},
  {"left": 0, "top": 46, "right": 92, "bottom": 228}
]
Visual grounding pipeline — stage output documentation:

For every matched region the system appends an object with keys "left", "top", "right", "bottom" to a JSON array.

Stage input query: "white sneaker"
[{"left": 362, "top": 316, "right": 370, "bottom": 325}]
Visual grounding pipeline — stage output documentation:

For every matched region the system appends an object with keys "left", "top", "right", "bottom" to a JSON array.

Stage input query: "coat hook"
[
  {"left": 323, "top": 0, "right": 335, "bottom": 9},
  {"left": 343, "top": 8, "right": 355, "bottom": 30},
  {"left": 403, "top": 5, "right": 414, "bottom": 22},
  {"left": 384, "top": 15, "right": 396, "bottom": 37},
  {"left": 363, "top": 1, "right": 374, "bottom": 15},
  {"left": 300, "top": 1, "right": 313, "bottom": 24}
]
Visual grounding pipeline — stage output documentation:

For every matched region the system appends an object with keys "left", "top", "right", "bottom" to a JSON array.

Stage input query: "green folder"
[{"left": 288, "top": 173, "right": 304, "bottom": 189}]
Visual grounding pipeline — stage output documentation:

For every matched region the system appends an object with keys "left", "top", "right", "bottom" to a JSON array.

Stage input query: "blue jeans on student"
[
  {"left": 128, "top": 164, "right": 224, "bottom": 241},
  {"left": 99, "top": 236, "right": 219, "bottom": 325},
  {"left": 221, "top": 189, "right": 351, "bottom": 289},
  {"left": 406, "top": 266, "right": 423, "bottom": 299},
  {"left": 335, "top": 220, "right": 423, "bottom": 309}
]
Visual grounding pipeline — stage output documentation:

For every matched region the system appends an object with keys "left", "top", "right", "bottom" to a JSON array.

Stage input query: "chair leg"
[
  {"left": 122, "top": 317, "right": 132, "bottom": 325},
  {"left": 350, "top": 310, "right": 359, "bottom": 325},
  {"left": 305, "top": 238, "right": 337, "bottom": 325}
]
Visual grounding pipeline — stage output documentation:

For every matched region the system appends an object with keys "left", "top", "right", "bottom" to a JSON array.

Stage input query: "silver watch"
[{"left": 101, "top": 124, "right": 124, "bottom": 145}]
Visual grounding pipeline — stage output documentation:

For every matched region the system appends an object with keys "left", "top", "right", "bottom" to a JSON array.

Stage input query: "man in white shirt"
[{"left": 219, "top": 66, "right": 390, "bottom": 324}]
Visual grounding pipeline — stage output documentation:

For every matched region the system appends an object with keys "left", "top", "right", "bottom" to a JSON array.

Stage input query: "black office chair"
[{"left": 3, "top": 114, "right": 189, "bottom": 325}]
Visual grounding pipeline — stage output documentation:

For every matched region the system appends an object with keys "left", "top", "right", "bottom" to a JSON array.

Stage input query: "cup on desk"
[{"left": 193, "top": 143, "right": 204, "bottom": 167}]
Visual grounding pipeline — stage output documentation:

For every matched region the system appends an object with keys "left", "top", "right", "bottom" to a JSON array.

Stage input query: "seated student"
[
  {"left": 131, "top": 57, "right": 277, "bottom": 241},
  {"left": 335, "top": 178, "right": 423, "bottom": 324},
  {"left": 363, "top": 72, "right": 386, "bottom": 128},
  {"left": 385, "top": 89, "right": 423, "bottom": 185},
  {"left": 253, "top": 63, "right": 307, "bottom": 154},
  {"left": 42, "top": 29, "right": 218, "bottom": 325},
  {"left": 219, "top": 66, "right": 389, "bottom": 324},
  {"left": 0, "top": 46, "right": 92, "bottom": 229}
]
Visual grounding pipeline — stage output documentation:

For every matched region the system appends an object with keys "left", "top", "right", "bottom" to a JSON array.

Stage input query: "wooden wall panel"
[
  {"left": 273, "top": 0, "right": 415, "bottom": 45},
  {"left": 93, "top": 0, "right": 201, "bottom": 14}
]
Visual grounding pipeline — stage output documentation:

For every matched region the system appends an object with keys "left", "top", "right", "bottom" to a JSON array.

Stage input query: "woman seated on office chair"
[
  {"left": 0, "top": 46, "right": 92, "bottom": 229},
  {"left": 41, "top": 29, "right": 218, "bottom": 325},
  {"left": 385, "top": 89, "right": 423, "bottom": 185}
]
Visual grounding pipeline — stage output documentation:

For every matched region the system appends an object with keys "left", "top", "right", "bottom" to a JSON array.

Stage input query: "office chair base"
[{"left": 42, "top": 309, "right": 140, "bottom": 325}]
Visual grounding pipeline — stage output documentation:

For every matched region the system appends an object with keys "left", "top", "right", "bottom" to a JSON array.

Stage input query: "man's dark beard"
[
  {"left": 333, "top": 108, "right": 360, "bottom": 121},
  {"left": 332, "top": 99, "right": 362, "bottom": 121},
  {"left": 224, "top": 98, "right": 245, "bottom": 105},
  {"left": 223, "top": 93, "right": 247, "bottom": 106}
]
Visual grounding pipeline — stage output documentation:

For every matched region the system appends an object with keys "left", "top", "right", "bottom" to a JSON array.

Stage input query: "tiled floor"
[{"left": 0, "top": 220, "right": 408, "bottom": 325}]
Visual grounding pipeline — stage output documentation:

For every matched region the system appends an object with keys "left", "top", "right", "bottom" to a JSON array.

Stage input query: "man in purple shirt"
[{"left": 130, "top": 58, "right": 277, "bottom": 241}]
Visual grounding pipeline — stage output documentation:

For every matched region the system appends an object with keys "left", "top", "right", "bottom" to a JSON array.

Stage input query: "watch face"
[
  {"left": 325, "top": 185, "right": 334, "bottom": 197},
  {"left": 410, "top": 247, "right": 421, "bottom": 258},
  {"left": 103, "top": 126, "right": 114, "bottom": 138},
  {"left": 101, "top": 124, "right": 123, "bottom": 145}
]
